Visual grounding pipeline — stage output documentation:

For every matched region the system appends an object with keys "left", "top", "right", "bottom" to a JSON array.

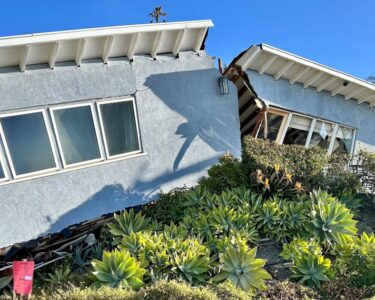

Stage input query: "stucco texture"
[
  {"left": 0, "top": 52, "right": 241, "bottom": 247},
  {"left": 247, "top": 70, "right": 375, "bottom": 152}
]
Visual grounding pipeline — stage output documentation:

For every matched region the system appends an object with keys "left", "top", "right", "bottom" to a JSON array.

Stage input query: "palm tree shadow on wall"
[
  {"left": 142, "top": 68, "right": 240, "bottom": 171},
  {"left": 44, "top": 68, "right": 240, "bottom": 236}
]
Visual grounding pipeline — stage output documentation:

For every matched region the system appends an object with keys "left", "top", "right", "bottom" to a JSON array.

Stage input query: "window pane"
[
  {"left": 0, "top": 161, "right": 4, "bottom": 179},
  {"left": 332, "top": 126, "right": 354, "bottom": 154},
  {"left": 309, "top": 121, "right": 333, "bottom": 150},
  {"left": 1, "top": 112, "right": 56, "bottom": 175},
  {"left": 100, "top": 101, "right": 140, "bottom": 156},
  {"left": 257, "top": 113, "right": 284, "bottom": 141},
  {"left": 53, "top": 106, "right": 101, "bottom": 165},
  {"left": 283, "top": 115, "right": 312, "bottom": 146}
]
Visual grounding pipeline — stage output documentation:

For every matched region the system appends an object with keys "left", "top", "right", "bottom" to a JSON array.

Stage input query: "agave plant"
[
  {"left": 44, "top": 266, "right": 72, "bottom": 285},
  {"left": 183, "top": 186, "right": 209, "bottom": 208},
  {"left": 118, "top": 232, "right": 146, "bottom": 255},
  {"left": 108, "top": 209, "right": 151, "bottom": 244},
  {"left": 208, "top": 205, "right": 238, "bottom": 234},
  {"left": 310, "top": 192, "right": 357, "bottom": 245},
  {"left": 212, "top": 245, "right": 271, "bottom": 291},
  {"left": 290, "top": 253, "right": 331, "bottom": 288},
  {"left": 163, "top": 222, "right": 188, "bottom": 239},
  {"left": 92, "top": 249, "right": 146, "bottom": 289},
  {"left": 280, "top": 238, "right": 321, "bottom": 261},
  {"left": 172, "top": 249, "right": 210, "bottom": 283},
  {"left": 256, "top": 200, "right": 280, "bottom": 233},
  {"left": 192, "top": 213, "right": 213, "bottom": 240}
]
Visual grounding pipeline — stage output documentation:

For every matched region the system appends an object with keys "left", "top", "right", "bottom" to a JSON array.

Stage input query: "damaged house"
[
  {"left": 0, "top": 20, "right": 241, "bottom": 248},
  {"left": 226, "top": 44, "right": 375, "bottom": 154}
]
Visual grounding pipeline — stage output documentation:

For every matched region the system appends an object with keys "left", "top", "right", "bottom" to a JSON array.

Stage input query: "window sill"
[{"left": 0, "top": 151, "right": 147, "bottom": 187}]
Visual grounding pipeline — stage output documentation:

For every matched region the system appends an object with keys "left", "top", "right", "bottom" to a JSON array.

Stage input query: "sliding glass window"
[
  {"left": 97, "top": 98, "right": 141, "bottom": 159},
  {"left": 50, "top": 103, "right": 103, "bottom": 167},
  {"left": 0, "top": 110, "right": 58, "bottom": 177}
]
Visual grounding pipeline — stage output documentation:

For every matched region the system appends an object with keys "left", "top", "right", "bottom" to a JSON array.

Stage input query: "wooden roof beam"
[
  {"left": 304, "top": 72, "right": 323, "bottom": 88},
  {"left": 102, "top": 36, "right": 114, "bottom": 64},
  {"left": 317, "top": 76, "right": 336, "bottom": 92},
  {"left": 274, "top": 61, "right": 294, "bottom": 80},
  {"left": 19, "top": 45, "right": 29, "bottom": 72}
]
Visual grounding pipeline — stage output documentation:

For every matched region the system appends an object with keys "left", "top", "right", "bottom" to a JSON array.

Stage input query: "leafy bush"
[
  {"left": 198, "top": 153, "right": 247, "bottom": 194},
  {"left": 242, "top": 136, "right": 328, "bottom": 191},
  {"left": 91, "top": 249, "right": 146, "bottom": 289},
  {"left": 212, "top": 245, "right": 271, "bottom": 291},
  {"left": 30, "top": 280, "right": 253, "bottom": 300},
  {"left": 256, "top": 280, "right": 319, "bottom": 300},
  {"left": 333, "top": 232, "right": 375, "bottom": 290}
]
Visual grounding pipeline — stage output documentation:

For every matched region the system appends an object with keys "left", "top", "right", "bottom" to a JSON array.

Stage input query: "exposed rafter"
[
  {"left": 274, "top": 61, "right": 294, "bottom": 80},
  {"left": 102, "top": 36, "right": 114, "bottom": 64},
  {"left": 344, "top": 87, "right": 363, "bottom": 101},
  {"left": 331, "top": 82, "right": 351, "bottom": 97},
  {"left": 75, "top": 38, "right": 86, "bottom": 67},
  {"left": 242, "top": 47, "right": 261, "bottom": 70},
  {"left": 173, "top": 29, "right": 186, "bottom": 56},
  {"left": 194, "top": 28, "right": 208, "bottom": 53},
  {"left": 0, "top": 20, "right": 213, "bottom": 71},
  {"left": 19, "top": 45, "right": 29, "bottom": 72},
  {"left": 49, "top": 42, "right": 59, "bottom": 69},
  {"left": 358, "top": 94, "right": 375, "bottom": 104},
  {"left": 151, "top": 31, "right": 163, "bottom": 58},
  {"left": 303, "top": 72, "right": 323, "bottom": 88},
  {"left": 317, "top": 76, "right": 336, "bottom": 92},
  {"left": 289, "top": 67, "right": 310, "bottom": 84},
  {"left": 258, "top": 55, "right": 277, "bottom": 75},
  {"left": 127, "top": 33, "right": 139, "bottom": 61}
]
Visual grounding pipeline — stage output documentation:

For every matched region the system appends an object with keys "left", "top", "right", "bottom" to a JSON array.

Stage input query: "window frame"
[
  {"left": 260, "top": 106, "right": 357, "bottom": 155},
  {"left": 0, "top": 141, "right": 10, "bottom": 183},
  {"left": 96, "top": 97, "right": 142, "bottom": 160},
  {"left": 49, "top": 102, "right": 105, "bottom": 169},
  {"left": 0, "top": 109, "right": 60, "bottom": 179}
]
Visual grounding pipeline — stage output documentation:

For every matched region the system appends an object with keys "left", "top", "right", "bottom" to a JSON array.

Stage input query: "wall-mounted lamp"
[
  {"left": 218, "top": 58, "right": 229, "bottom": 95},
  {"left": 218, "top": 75, "right": 230, "bottom": 95}
]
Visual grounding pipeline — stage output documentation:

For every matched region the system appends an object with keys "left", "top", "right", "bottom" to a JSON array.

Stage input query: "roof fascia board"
[
  {"left": 260, "top": 44, "right": 375, "bottom": 92},
  {"left": 0, "top": 20, "right": 214, "bottom": 48}
]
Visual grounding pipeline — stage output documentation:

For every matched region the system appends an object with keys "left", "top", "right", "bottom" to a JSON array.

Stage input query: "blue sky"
[{"left": 1, "top": 1, "right": 374, "bottom": 79}]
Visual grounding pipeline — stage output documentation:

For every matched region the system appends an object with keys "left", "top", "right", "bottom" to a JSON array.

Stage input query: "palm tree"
[{"left": 149, "top": 6, "right": 167, "bottom": 23}]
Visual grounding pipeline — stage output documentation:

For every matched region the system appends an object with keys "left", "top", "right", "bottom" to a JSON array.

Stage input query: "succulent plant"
[
  {"left": 280, "top": 238, "right": 321, "bottom": 261},
  {"left": 172, "top": 249, "right": 210, "bottom": 283},
  {"left": 108, "top": 209, "right": 151, "bottom": 244},
  {"left": 290, "top": 253, "right": 331, "bottom": 288},
  {"left": 310, "top": 192, "right": 357, "bottom": 245},
  {"left": 212, "top": 245, "right": 271, "bottom": 291},
  {"left": 92, "top": 249, "right": 146, "bottom": 289}
]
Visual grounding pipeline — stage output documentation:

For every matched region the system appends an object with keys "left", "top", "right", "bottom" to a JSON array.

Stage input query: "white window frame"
[
  {"left": 0, "top": 109, "right": 60, "bottom": 179},
  {"left": 263, "top": 106, "right": 357, "bottom": 155},
  {"left": 96, "top": 97, "right": 142, "bottom": 160},
  {"left": 49, "top": 102, "right": 105, "bottom": 169},
  {"left": 0, "top": 141, "right": 10, "bottom": 183}
]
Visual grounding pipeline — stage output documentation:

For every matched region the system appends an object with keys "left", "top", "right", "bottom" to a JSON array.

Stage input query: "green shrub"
[
  {"left": 30, "top": 280, "right": 254, "bottom": 300},
  {"left": 198, "top": 153, "right": 247, "bottom": 194},
  {"left": 280, "top": 238, "right": 321, "bottom": 261},
  {"left": 333, "top": 233, "right": 375, "bottom": 290},
  {"left": 242, "top": 136, "right": 328, "bottom": 191},
  {"left": 256, "top": 280, "right": 319, "bottom": 300},
  {"left": 143, "top": 188, "right": 189, "bottom": 223}
]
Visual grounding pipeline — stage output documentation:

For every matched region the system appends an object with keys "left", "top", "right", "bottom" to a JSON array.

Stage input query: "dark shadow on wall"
[
  {"left": 142, "top": 68, "right": 239, "bottom": 171},
  {"left": 43, "top": 68, "right": 240, "bottom": 236}
]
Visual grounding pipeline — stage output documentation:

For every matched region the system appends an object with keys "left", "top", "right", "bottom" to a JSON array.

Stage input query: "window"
[
  {"left": 97, "top": 98, "right": 141, "bottom": 158},
  {"left": 257, "top": 110, "right": 288, "bottom": 142},
  {"left": 283, "top": 115, "right": 313, "bottom": 146},
  {"left": 309, "top": 121, "right": 334, "bottom": 150},
  {"left": 50, "top": 104, "right": 103, "bottom": 167},
  {"left": 0, "top": 110, "right": 58, "bottom": 177},
  {"left": 331, "top": 126, "right": 355, "bottom": 154}
]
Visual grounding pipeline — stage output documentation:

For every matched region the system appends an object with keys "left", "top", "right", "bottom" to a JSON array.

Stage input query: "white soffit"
[
  {"left": 236, "top": 44, "right": 375, "bottom": 107},
  {"left": 0, "top": 20, "right": 213, "bottom": 71}
]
